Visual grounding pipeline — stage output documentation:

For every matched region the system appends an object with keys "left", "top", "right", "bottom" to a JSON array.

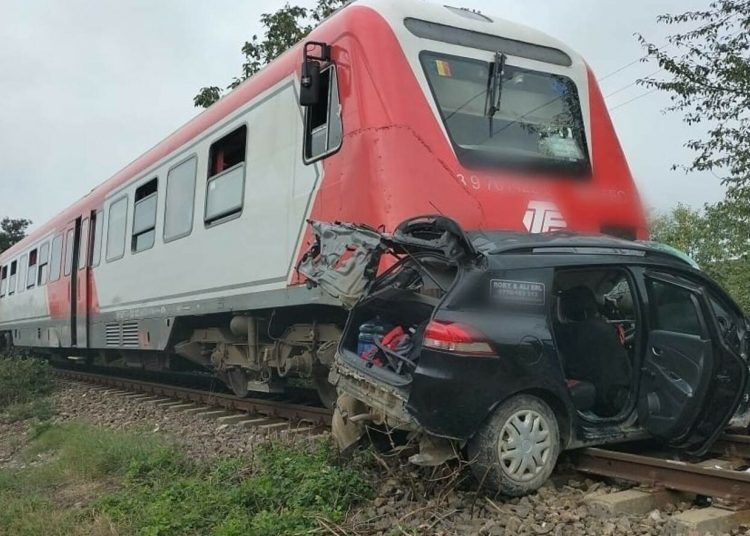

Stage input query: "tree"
[
  {"left": 194, "top": 0, "right": 347, "bottom": 108},
  {"left": 638, "top": 1, "right": 750, "bottom": 202},
  {"left": 640, "top": 1, "right": 750, "bottom": 311},
  {"left": 0, "top": 218, "right": 31, "bottom": 255},
  {"left": 650, "top": 204, "right": 750, "bottom": 311}
]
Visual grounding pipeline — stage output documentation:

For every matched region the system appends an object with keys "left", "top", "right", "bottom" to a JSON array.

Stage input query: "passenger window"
[
  {"left": 91, "top": 211, "right": 103, "bottom": 267},
  {"left": 79, "top": 218, "right": 89, "bottom": 269},
  {"left": 647, "top": 280, "right": 703, "bottom": 337},
  {"left": 132, "top": 178, "right": 158, "bottom": 253},
  {"left": 37, "top": 242, "right": 50, "bottom": 286},
  {"left": 164, "top": 156, "right": 197, "bottom": 242},
  {"left": 106, "top": 196, "right": 128, "bottom": 262},
  {"left": 205, "top": 126, "right": 246, "bottom": 224},
  {"left": 50, "top": 234, "right": 63, "bottom": 282},
  {"left": 64, "top": 229, "right": 75, "bottom": 276},
  {"left": 8, "top": 260, "right": 17, "bottom": 295},
  {"left": 304, "top": 66, "right": 342, "bottom": 163},
  {"left": 18, "top": 254, "right": 27, "bottom": 293},
  {"left": 27, "top": 249, "right": 37, "bottom": 289},
  {"left": 0, "top": 265, "right": 6, "bottom": 297}
]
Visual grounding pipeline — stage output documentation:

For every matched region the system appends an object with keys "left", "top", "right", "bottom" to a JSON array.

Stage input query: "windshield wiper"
[
  {"left": 485, "top": 51, "right": 506, "bottom": 137},
  {"left": 486, "top": 51, "right": 506, "bottom": 121}
]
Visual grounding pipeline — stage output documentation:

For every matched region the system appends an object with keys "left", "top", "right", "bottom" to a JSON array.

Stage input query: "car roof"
[{"left": 467, "top": 230, "right": 693, "bottom": 267}]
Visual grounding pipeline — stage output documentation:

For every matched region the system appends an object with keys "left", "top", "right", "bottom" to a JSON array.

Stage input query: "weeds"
[
  {"left": 2, "top": 398, "right": 54, "bottom": 423},
  {"left": 0, "top": 355, "right": 55, "bottom": 423},
  {"left": 0, "top": 423, "right": 373, "bottom": 535},
  {"left": 100, "top": 437, "right": 373, "bottom": 535}
]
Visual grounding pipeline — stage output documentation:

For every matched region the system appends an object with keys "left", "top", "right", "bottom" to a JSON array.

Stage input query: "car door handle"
[{"left": 651, "top": 346, "right": 664, "bottom": 358}]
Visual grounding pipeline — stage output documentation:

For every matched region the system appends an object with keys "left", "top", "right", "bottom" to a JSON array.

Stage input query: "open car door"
[
  {"left": 639, "top": 271, "right": 748, "bottom": 455},
  {"left": 298, "top": 215, "right": 477, "bottom": 308}
]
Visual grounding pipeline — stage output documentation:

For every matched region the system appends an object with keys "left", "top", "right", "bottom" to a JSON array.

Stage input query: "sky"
[{"left": 0, "top": 0, "right": 725, "bottom": 231}]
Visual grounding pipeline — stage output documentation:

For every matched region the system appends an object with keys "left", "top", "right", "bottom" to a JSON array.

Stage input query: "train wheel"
[
  {"left": 315, "top": 375, "right": 338, "bottom": 409},
  {"left": 224, "top": 368, "right": 249, "bottom": 398}
]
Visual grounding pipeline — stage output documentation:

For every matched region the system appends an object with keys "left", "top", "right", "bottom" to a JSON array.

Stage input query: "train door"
[
  {"left": 76, "top": 216, "right": 91, "bottom": 348},
  {"left": 62, "top": 219, "right": 80, "bottom": 346}
]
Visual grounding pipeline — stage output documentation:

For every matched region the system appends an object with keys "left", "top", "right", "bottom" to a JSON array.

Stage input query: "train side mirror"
[
  {"left": 299, "top": 41, "right": 330, "bottom": 107},
  {"left": 300, "top": 60, "right": 322, "bottom": 106}
]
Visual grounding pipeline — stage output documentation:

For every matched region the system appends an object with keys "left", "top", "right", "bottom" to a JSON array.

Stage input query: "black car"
[{"left": 299, "top": 215, "right": 749, "bottom": 496}]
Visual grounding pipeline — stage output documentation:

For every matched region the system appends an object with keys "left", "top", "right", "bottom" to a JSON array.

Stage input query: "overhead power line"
[
  {"left": 597, "top": 15, "right": 742, "bottom": 85},
  {"left": 605, "top": 69, "right": 663, "bottom": 98},
  {"left": 609, "top": 88, "right": 660, "bottom": 112},
  {"left": 599, "top": 55, "right": 650, "bottom": 83}
]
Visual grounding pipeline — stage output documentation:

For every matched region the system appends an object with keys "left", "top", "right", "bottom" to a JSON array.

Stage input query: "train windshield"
[{"left": 420, "top": 51, "right": 590, "bottom": 175}]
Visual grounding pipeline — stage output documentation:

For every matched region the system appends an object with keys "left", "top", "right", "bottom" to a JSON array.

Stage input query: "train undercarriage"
[
  {"left": 172, "top": 313, "right": 343, "bottom": 406},
  {"left": 54, "top": 306, "right": 350, "bottom": 407}
]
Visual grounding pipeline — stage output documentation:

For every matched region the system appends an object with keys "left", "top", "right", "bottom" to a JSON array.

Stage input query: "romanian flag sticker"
[{"left": 435, "top": 59, "right": 453, "bottom": 77}]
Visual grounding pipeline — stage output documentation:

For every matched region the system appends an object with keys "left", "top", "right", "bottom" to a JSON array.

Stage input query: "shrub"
[
  {"left": 0, "top": 355, "right": 54, "bottom": 410},
  {"left": 2, "top": 398, "right": 54, "bottom": 423}
]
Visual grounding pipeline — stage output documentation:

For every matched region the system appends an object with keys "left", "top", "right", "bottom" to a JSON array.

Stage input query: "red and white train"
[{"left": 0, "top": 0, "right": 646, "bottom": 399}]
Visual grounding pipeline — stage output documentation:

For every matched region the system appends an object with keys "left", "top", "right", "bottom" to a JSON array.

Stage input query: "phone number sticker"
[{"left": 490, "top": 279, "right": 546, "bottom": 305}]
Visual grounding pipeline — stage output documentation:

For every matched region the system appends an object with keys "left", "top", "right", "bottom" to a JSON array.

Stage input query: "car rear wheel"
[{"left": 468, "top": 394, "right": 560, "bottom": 496}]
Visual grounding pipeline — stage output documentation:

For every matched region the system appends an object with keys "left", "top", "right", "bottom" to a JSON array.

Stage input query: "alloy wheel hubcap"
[{"left": 497, "top": 409, "right": 552, "bottom": 482}]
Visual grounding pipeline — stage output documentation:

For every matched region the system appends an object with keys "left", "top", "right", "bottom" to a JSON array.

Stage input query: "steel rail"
[
  {"left": 712, "top": 434, "right": 750, "bottom": 460},
  {"left": 573, "top": 447, "right": 750, "bottom": 502},
  {"left": 54, "top": 368, "right": 333, "bottom": 426}
]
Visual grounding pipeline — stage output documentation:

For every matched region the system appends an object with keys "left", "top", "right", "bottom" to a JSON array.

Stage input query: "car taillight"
[{"left": 422, "top": 320, "right": 496, "bottom": 357}]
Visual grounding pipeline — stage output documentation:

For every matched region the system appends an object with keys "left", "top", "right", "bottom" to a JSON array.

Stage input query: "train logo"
[{"left": 523, "top": 200, "right": 567, "bottom": 233}]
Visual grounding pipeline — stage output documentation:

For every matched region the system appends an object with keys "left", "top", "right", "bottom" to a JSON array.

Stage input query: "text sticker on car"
[{"left": 490, "top": 279, "right": 546, "bottom": 306}]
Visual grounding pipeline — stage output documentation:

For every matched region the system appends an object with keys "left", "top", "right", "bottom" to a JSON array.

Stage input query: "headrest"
[{"left": 557, "top": 286, "right": 599, "bottom": 322}]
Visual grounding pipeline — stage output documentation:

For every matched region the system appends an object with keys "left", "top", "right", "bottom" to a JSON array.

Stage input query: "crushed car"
[{"left": 299, "top": 215, "right": 749, "bottom": 496}]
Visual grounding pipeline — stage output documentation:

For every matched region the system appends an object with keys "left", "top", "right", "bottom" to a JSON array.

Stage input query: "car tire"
[{"left": 467, "top": 394, "right": 560, "bottom": 496}]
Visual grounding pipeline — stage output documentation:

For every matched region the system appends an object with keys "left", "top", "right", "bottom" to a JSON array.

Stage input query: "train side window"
[
  {"left": 132, "top": 178, "right": 158, "bottom": 253},
  {"left": 18, "top": 254, "right": 27, "bottom": 294},
  {"left": 64, "top": 228, "right": 75, "bottom": 276},
  {"left": 303, "top": 65, "right": 342, "bottom": 163},
  {"left": 8, "top": 260, "right": 17, "bottom": 295},
  {"left": 205, "top": 126, "right": 246, "bottom": 225},
  {"left": 50, "top": 234, "right": 63, "bottom": 282},
  {"left": 0, "top": 265, "right": 6, "bottom": 297},
  {"left": 37, "top": 241, "right": 50, "bottom": 286},
  {"left": 79, "top": 218, "right": 89, "bottom": 269},
  {"left": 106, "top": 196, "right": 128, "bottom": 262},
  {"left": 164, "top": 156, "right": 197, "bottom": 242},
  {"left": 91, "top": 211, "right": 103, "bottom": 267},
  {"left": 27, "top": 249, "right": 37, "bottom": 289}
]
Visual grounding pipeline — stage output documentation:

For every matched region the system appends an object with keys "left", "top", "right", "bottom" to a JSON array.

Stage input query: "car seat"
[{"left": 555, "top": 285, "right": 632, "bottom": 416}]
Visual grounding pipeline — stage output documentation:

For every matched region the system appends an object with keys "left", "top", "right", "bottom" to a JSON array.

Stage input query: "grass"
[
  {"left": 0, "top": 354, "right": 55, "bottom": 423},
  {"left": 0, "top": 422, "right": 373, "bottom": 536},
  {"left": 0, "top": 354, "right": 373, "bottom": 534}
]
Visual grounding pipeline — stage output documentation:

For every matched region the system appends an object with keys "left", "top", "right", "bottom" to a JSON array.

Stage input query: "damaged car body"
[{"left": 299, "top": 215, "right": 750, "bottom": 496}]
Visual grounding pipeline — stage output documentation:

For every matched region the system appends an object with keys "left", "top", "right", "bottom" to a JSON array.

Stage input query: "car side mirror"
[
  {"left": 299, "top": 41, "right": 330, "bottom": 107},
  {"left": 300, "top": 60, "right": 322, "bottom": 106}
]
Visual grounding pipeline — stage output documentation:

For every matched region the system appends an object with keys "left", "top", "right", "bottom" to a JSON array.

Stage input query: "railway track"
[
  {"left": 53, "top": 368, "right": 332, "bottom": 428},
  {"left": 574, "top": 441, "right": 750, "bottom": 502},
  {"left": 573, "top": 437, "right": 750, "bottom": 533},
  {"left": 55, "top": 368, "right": 750, "bottom": 531}
]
